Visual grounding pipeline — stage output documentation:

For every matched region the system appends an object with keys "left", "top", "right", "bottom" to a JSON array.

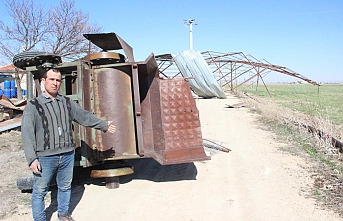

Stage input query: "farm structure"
[{"left": 156, "top": 51, "right": 319, "bottom": 97}]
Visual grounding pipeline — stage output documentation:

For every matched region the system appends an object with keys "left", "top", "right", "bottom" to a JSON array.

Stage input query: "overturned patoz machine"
[{"left": 14, "top": 32, "right": 210, "bottom": 188}]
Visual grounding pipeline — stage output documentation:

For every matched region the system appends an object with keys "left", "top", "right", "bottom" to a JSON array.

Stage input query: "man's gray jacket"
[{"left": 21, "top": 94, "right": 109, "bottom": 165}]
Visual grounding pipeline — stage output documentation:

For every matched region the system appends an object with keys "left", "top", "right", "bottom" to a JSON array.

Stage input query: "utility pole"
[{"left": 183, "top": 19, "right": 197, "bottom": 50}]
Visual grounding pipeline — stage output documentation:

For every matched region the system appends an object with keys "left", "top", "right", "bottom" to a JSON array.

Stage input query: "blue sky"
[{"left": 1, "top": 0, "right": 342, "bottom": 83}]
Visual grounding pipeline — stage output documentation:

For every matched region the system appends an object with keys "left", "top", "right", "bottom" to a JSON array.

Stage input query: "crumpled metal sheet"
[{"left": 172, "top": 50, "right": 226, "bottom": 99}]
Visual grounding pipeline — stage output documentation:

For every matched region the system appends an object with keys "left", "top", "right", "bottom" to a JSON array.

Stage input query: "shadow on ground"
[
  {"left": 72, "top": 158, "right": 198, "bottom": 186},
  {"left": 44, "top": 158, "right": 198, "bottom": 220}
]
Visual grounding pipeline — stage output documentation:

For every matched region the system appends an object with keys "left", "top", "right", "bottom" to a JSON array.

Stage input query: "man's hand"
[
  {"left": 107, "top": 121, "right": 116, "bottom": 133},
  {"left": 30, "top": 160, "right": 41, "bottom": 174}
]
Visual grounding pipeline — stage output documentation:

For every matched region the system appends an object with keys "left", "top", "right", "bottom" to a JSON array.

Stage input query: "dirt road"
[{"left": 3, "top": 95, "right": 342, "bottom": 220}]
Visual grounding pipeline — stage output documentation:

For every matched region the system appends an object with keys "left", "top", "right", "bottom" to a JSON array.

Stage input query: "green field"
[{"left": 238, "top": 84, "right": 343, "bottom": 126}]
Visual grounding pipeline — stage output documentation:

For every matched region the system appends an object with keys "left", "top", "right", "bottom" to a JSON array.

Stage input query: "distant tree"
[
  {"left": 0, "top": 0, "right": 102, "bottom": 100},
  {"left": 43, "top": 0, "right": 102, "bottom": 60},
  {"left": 0, "top": 0, "right": 48, "bottom": 64},
  {"left": 0, "top": 0, "right": 102, "bottom": 65}
]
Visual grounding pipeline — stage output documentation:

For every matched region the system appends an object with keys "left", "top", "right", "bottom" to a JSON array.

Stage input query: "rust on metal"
[
  {"left": 83, "top": 32, "right": 134, "bottom": 62},
  {"left": 90, "top": 167, "right": 134, "bottom": 178},
  {"left": 21, "top": 32, "right": 210, "bottom": 182},
  {"left": 201, "top": 51, "right": 320, "bottom": 86},
  {"left": 82, "top": 32, "right": 210, "bottom": 165},
  {"left": 285, "top": 117, "right": 343, "bottom": 153},
  {"left": 203, "top": 138, "right": 231, "bottom": 153},
  {"left": 91, "top": 167, "right": 134, "bottom": 189},
  {"left": 140, "top": 77, "right": 210, "bottom": 164},
  {"left": 93, "top": 68, "right": 137, "bottom": 160},
  {"left": 105, "top": 177, "right": 120, "bottom": 189},
  {"left": 156, "top": 51, "right": 320, "bottom": 97},
  {"left": 83, "top": 52, "right": 125, "bottom": 65},
  {"left": 225, "top": 102, "right": 247, "bottom": 108}
]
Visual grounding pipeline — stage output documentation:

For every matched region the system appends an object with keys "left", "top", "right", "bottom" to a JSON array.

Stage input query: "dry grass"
[
  {"left": 240, "top": 91, "right": 343, "bottom": 155},
  {"left": 237, "top": 91, "right": 343, "bottom": 217}
]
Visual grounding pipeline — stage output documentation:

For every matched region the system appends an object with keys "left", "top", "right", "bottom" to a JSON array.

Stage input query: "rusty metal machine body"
[{"left": 22, "top": 33, "right": 209, "bottom": 184}]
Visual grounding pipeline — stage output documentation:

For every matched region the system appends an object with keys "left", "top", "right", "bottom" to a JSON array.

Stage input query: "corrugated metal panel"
[{"left": 172, "top": 50, "right": 226, "bottom": 99}]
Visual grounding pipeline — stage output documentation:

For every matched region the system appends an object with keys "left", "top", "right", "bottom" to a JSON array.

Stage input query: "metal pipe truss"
[{"left": 155, "top": 51, "right": 319, "bottom": 95}]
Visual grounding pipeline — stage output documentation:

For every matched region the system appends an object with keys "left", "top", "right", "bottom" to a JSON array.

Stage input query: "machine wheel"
[
  {"left": 83, "top": 52, "right": 125, "bottom": 65},
  {"left": 90, "top": 167, "right": 134, "bottom": 189},
  {"left": 13, "top": 51, "right": 62, "bottom": 70},
  {"left": 16, "top": 176, "right": 57, "bottom": 191}
]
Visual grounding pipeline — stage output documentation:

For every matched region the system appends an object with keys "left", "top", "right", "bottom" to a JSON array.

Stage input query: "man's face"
[{"left": 41, "top": 70, "right": 62, "bottom": 98}]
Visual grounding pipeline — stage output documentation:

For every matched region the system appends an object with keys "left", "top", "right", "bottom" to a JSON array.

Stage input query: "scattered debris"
[
  {"left": 171, "top": 50, "right": 227, "bottom": 99},
  {"left": 0, "top": 95, "right": 26, "bottom": 111},
  {"left": 0, "top": 116, "right": 21, "bottom": 132},
  {"left": 225, "top": 102, "right": 247, "bottom": 108},
  {"left": 0, "top": 108, "right": 12, "bottom": 121},
  {"left": 0, "top": 95, "right": 25, "bottom": 132},
  {"left": 284, "top": 117, "right": 343, "bottom": 153},
  {"left": 243, "top": 91, "right": 260, "bottom": 102},
  {"left": 157, "top": 51, "right": 320, "bottom": 96},
  {"left": 203, "top": 138, "right": 231, "bottom": 153}
]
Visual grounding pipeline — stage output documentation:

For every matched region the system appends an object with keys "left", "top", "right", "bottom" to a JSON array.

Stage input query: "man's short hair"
[{"left": 42, "top": 69, "right": 61, "bottom": 79}]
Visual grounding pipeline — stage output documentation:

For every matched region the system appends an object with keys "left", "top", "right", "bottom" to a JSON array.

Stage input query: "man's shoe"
[{"left": 57, "top": 213, "right": 75, "bottom": 221}]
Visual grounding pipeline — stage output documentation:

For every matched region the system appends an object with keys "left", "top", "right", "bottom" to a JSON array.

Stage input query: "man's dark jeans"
[{"left": 31, "top": 150, "right": 74, "bottom": 221}]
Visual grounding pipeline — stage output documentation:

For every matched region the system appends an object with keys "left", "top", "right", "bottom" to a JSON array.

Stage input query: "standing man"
[{"left": 21, "top": 68, "right": 116, "bottom": 221}]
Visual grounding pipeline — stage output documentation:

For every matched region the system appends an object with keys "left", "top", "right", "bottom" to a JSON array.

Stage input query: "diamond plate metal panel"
[{"left": 154, "top": 78, "right": 210, "bottom": 164}]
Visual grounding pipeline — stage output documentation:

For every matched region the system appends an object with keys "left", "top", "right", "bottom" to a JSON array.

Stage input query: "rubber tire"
[
  {"left": 13, "top": 52, "right": 61, "bottom": 69},
  {"left": 16, "top": 175, "right": 58, "bottom": 191},
  {"left": 16, "top": 176, "right": 34, "bottom": 191}
]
